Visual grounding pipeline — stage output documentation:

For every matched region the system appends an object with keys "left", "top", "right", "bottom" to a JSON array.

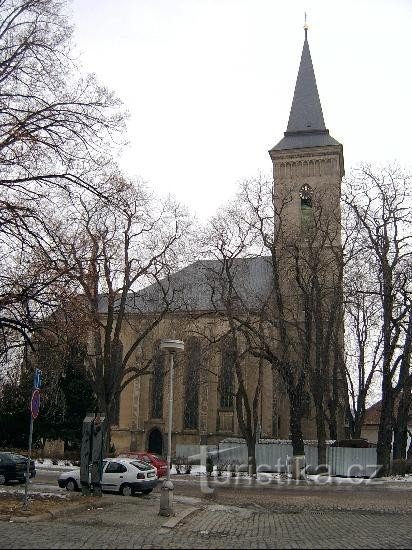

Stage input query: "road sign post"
[
  {"left": 80, "top": 412, "right": 107, "bottom": 497},
  {"left": 30, "top": 389, "right": 40, "bottom": 419},
  {"left": 23, "top": 369, "right": 42, "bottom": 510},
  {"left": 33, "top": 368, "right": 42, "bottom": 390}
]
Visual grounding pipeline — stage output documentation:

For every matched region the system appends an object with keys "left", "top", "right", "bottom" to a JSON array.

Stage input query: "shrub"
[
  {"left": 216, "top": 460, "right": 229, "bottom": 477},
  {"left": 173, "top": 456, "right": 184, "bottom": 474}
]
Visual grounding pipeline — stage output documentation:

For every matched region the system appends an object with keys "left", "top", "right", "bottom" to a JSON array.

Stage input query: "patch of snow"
[
  {"left": 378, "top": 474, "right": 412, "bottom": 483},
  {"left": 171, "top": 465, "right": 290, "bottom": 481},
  {"left": 35, "top": 459, "right": 78, "bottom": 471},
  {"left": 0, "top": 488, "right": 68, "bottom": 498},
  {"left": 171, "top": 464, "right": 207, "bottom": 475},
  {"left": 220, "top": 438, "right": 335, "bottom": 446}
]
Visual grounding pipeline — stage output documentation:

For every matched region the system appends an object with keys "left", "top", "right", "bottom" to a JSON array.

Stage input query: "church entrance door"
[{"left": 148, "top": 428, "right": 163, "bottom": 455}]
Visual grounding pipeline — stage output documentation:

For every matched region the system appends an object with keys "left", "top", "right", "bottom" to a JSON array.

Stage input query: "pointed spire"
[
  {"left": 286, "top": 24, "right": 326, "bottom": 134},
  {"left": 270, "top": 22, "right": 341, "bottom": 152}
]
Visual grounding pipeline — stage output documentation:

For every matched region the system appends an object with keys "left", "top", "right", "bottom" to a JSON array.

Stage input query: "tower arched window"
[
  {"left": 300, "top": 184, "right": 314, "bottom": 233},
  {"left": 183, "top": 337, "right": 200, "bottom": 429},
  {"left": 151, "top": 343, "right": 165, "bottom": 419},
  {"left": 219, "top": 337, "right": 235, "bottom": 409}
]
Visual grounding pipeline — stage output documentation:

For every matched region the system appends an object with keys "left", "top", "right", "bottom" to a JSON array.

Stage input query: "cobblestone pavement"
[
  {"left": 0, "top": 492, "right": 411, "bottom": 549},
  {"left": 173, "top": 478, "right": 412, "bottom": 515}
]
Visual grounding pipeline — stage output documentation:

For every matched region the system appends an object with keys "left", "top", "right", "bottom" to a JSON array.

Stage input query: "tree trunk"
[
  {"left": 393, "top": 390, "right": 411, "bottom": 460},
  {"left": 315, "top": 401, "right": 327, "bottom": 467},
  {"left": 327, "top": 398, "right": 338, "bottom": 441},
  {"left": 352, "top": 406, "right": 367, "bottom": 439},
  {"left": 289, "top": 391, "right": 305, "bottom": 456},
  {"left": 407, "top": 431, "right": 412, "bottom": 460},
  {"left": 376, "top": 382, "right": 394, "bottom": 477},
  {"left": 393, "top": 425, "right": 408, "bottom": 461},
  {"left": 272, "top": 365, "right": 279, "bottom": 437},
  {"left": 393, "top": 310, "right": 412, "bottom": 460},
  {"left": 246, "top": 437, "right": 257, "bottom": 476}
]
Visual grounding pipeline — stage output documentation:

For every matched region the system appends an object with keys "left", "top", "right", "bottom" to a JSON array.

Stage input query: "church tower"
[
  {"left": 269, "top": 24, "right": 344, "bottom": 240},
  {"left": 269, "top": 23, "right": 347, "bottom": 442}
]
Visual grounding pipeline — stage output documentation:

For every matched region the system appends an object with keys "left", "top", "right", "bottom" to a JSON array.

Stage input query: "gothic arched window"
[
  {"left": 300, "top": 184, "right": 313, "bottom": 233},
  {"left": 219, "top": 337, "right": 235, "bottom": 409},
  {"left": 151, "top": 343, "right": 165, "bottom": 419},
  {"left": 183, "top": 337, "right": 200, "bottom": 429}
]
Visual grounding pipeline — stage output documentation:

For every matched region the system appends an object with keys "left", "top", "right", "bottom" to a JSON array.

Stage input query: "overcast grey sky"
[{"left": 71, "top": 0, "right": 412, "bottom": 219}]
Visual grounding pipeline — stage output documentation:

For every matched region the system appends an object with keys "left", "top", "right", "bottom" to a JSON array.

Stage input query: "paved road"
[
  {"left": 0, "top": 494, "right": 411, "bottom": 549},
  {"left": 1, "top": 469, "right": 410, "bottom": 548}
]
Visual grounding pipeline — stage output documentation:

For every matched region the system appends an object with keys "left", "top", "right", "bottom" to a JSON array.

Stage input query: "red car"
[{"left": 120, "top": 452, "right": 168, "bottom": 478}]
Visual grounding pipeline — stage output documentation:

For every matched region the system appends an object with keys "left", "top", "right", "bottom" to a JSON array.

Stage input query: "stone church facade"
[{"left": 111, "top": 29, "right": 346, "bottom": 455}]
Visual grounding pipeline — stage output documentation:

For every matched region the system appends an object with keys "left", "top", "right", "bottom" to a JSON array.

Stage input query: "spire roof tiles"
[{"left": 271, "top": 31, "right": 340, "bottom": 152}]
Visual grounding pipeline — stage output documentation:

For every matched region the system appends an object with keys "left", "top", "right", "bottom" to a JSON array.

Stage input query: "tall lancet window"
[
  {"left": 183, "top": 337, "right": 200, "bottom": 429},
  {"left": 151, "top": 343, "right": 165, "bottom": 419},
  {"left": 300, "top": 184, "right": 314, "bottom": 234},
  {"left": 219, "top": 337, "right": 235, "bottom": 409}
]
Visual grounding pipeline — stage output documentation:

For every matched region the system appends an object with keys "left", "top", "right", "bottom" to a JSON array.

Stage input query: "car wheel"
[
  {"left": 65, "top": 478, "right": 78, "bottom": 492},
  {"left": 0, "top": 475, "right": 6, "bottom": 485},
  {"left": 120, "top": 483, "right": 133, "bottom": 497},
  {"left": 142, "top": 489, "right": 152, "bottom": 495}
]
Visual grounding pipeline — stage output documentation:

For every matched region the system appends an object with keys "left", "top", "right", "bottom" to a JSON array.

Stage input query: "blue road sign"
[
  {"left": 31, "top": 389, "right": 40, "bottom": 419},
  {"left": 33, "top": 368, "right": 42, "bottom": 389}
]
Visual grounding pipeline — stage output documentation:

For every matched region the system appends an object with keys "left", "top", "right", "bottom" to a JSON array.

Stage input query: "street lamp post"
[{"left": 159, "top": 339, "right": 184, "bottom": 517}]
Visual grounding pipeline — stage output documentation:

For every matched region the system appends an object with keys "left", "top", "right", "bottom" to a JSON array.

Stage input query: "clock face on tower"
[
  {"left": 299, "top": 184, "right": 313, "bottom": 208},
  {"left": 299, "top": 184, "right": 312, "bottom": 201}
]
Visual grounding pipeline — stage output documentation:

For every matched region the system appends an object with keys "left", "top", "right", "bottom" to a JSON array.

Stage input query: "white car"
[{"left": 58, "top": 457, "right": 158, "bottom": 496}]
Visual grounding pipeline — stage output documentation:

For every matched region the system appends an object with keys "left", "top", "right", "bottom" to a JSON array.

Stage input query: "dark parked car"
[{"left": 0, "top": 452, "right": 36, "bottom": 484}]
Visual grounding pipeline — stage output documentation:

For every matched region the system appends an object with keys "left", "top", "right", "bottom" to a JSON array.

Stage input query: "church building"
[{"left": 111, "top": 26, "right": 346, "bottom": 455}]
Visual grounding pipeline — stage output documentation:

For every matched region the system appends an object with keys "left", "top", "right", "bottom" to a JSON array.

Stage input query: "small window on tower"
[{"left": 300, "top": 184, "right": 313, "bottom": 234}]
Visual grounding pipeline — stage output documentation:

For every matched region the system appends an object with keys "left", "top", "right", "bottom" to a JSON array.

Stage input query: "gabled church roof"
[
  {"left": 98, "top": 257, "right": 274, "bottom": 315},
  {"left": 271, "top": 28, "right": 340, "bottom": 152}
]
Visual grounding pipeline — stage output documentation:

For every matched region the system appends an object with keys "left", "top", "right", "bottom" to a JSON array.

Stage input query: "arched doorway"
[{"left": 147, "top": 428, "right": 163, "bottom": 455}]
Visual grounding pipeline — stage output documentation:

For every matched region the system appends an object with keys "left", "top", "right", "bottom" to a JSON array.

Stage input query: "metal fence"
[
  {"left": 175, "top": 442, "right": 379, "bottom": 478},
  {"left": 327, "top": 446, "right": 379, "bottom": 477}
]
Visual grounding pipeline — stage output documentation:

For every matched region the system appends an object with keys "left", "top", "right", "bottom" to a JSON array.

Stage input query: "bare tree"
[
  {"left": 202, "top": 177, "right": 315, "bottom": 461},
  {"left": 286, "top": 203, "right": 346, "bottom": 465},
  {"left": 344, "top": 244, "right": 382, "bottom": 439},
  {"left": 37, "top": 177, "right": 191, "bottom": 442},
  {"left": 200, "top": 223, "right": 265, "bottom": 475},
  {"left": 0, "top": 0, "right": 126, "bottom": 346},
  {"left": 0, "top": 0, "right": 125, "bottom": 194},
  {"left": 344, "top": 165, "right": 412, "bottom": 475},
  {"left": 203, "top": 175, "right": 349, "bottom": 467}
]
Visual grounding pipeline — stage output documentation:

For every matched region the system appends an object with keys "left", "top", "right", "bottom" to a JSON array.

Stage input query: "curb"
[
  {"left": 162, "top": 506, "right": 200, "bottom": 529},
  {"left": 2, "top": 499, "right": 112, "bottom": 523}
]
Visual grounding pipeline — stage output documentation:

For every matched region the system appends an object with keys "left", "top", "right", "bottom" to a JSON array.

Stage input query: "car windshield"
[
  {"left": 150, "top": 454, "right": 164, "bottom": 461},
  {"left": 130, "top": 461, "right": 153, "bottom": 471},
  {"left": 2, "top": 453, "right": 26, "bottom": 461}
]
